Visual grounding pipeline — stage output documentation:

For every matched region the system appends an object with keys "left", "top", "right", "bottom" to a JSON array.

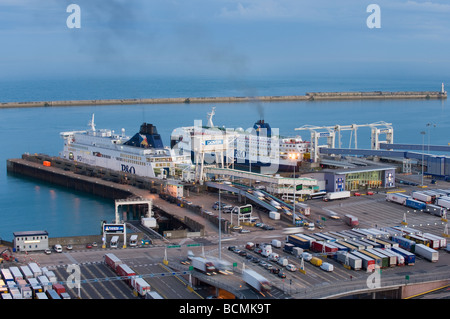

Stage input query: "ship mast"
[
  {"left": 207, "top": 107, "right": 215, "bottom": 128},
  {"left": 88, "top": 113, "right": 96, "bottom": 132}
]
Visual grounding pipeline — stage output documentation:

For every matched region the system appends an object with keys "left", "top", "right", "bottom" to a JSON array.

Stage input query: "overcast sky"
[{"left": 1, "top": 0, "right": 450, "bottom": 79}]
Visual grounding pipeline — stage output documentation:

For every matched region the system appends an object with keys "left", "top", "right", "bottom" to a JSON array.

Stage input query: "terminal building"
[
  {"left": 13, "top": 230, "right": 49, "bottom": 252},
  {"left": 302, "top": 164, "right": 396, "bottom": 193}
]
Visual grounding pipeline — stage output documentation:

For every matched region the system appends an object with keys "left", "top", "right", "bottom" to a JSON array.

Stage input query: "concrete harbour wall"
[{"left": 0, "top": 91, "right": 446, "bottom": 109}]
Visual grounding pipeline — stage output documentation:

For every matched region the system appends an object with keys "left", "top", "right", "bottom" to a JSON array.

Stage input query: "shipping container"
[
  {"left": 349, "top": 251, "right": 376, "bottom": 272},
  {"left": 436, "top": 198, "right": 450, "bottom": 210},
  {"left": 10, "top": 287, "right": 22, "bottom": 299},
  {"left": 366, "top": 249, "right": 390, "bottom": 268},
  {"left": 406, "top": 199, "right": 427, "bottom": 210},
  {"left": 16, "top": 279, "right": 32, "bottom": 299},
  {"left": 27, "top": 278, "right": 43, "bottom": 297},
  {"left": 311, "top": 241, "right": 338, "bottom": 254},
  {"left": 46, "top": 289, "right": 61, "bottom": 299},
  {"left": 286, "top": 235, "right": 310, "bottom": 250},
  {"left": 131, "top": 277, "right": 151, "bottom": 297},
  {"left": 146, "top": 291, "right": 164, "bottom": 299},
  {"left": 386, "top": 193, "right": 410, "bottom": 205},
  {"left": 391, "top": 247, "right": 416, "bottom": 265},
  {"left": 283, "top": 243, "right": 295, "bottom": 254},
  {"left": 345, "top": 240, "right": 367, "bottom": 250},
  {"left": 337, "top": 241, "right": 358, "bottom": 252},
  {"left": 414, "top": 244, "right": 439, "bottom": 262},
  {"left": 35, "top": 292, "right": 48, "bottom": 299},
  {"left": 328, "top": 242, "right": 349, "bottom": 251},
  {"left": 411, "top": 191, "right": 433, "bottom": 203},
  {"left": 425, "top": 204, "right": 444, "bottom": 216},
  {"left": 310, "top": 257, "right": 323, "bottom": 267},
  {"left": 43, "top": 270, "right": 57, "bottom": 283},
  {"left": 19, "top": 265, "right": 33, "bottom": 279},
  {"left": 0, "top": 280, "right": 7, "bottom": 294},
  {"left": 385, "top": 249, "right": 405, "bottom": 266},
  {"left": 269, "top": 211, "right": 280, "bottom": 220},
  {"left": 9, "top": 267, "right": 23, "bottom": 281},
  {"left": 52, "top": 283, "right": 66, "bottom": 296},
  {"left": 104, "top": 253, "right": 123, "bottom": 272},
  {"left": 359, "top": 249, "right": 385, "bottom": 268},
  {"left": 0, "top": 269, "right": 14, "bottom": 282},
  {"left": 314, "top": 233, "right": 337, "bottom": 242},
  {"left": 405, "top": 234, "right": 431, "bottom": 247},
  {"left": 28, "top": 263, "right": 42, "bottom": 278},
  {"left": 324, "top": 191, "right": 351, "bottom": 201},
  {"left": 422, "top": 233, "right": 447, "bottom": 249},
  {"left": 116, "top": 264, "right": 137, "bottom": 285},
  {"left": 343, "top": 214, "right": 359, "bottom": 227},
  {"left": 390, "top": 236, "right": 416, "bottom": 252},
  {"left": 373, "top": 248, "right": 396, "bottom": 267},
  {"left": 37, "top": 275, "right": 51, "bottom": 292},
  {"left": 336, "top": 251, "right": 362, "bottom": 270}
]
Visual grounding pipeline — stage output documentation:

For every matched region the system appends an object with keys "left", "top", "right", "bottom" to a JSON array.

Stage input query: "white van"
[
  {"left": 53, "top": 244, "right": 63, "bottom": 253},
  {"left": 110, "top": 236, "right": 119, "bottom": 248},
  {"left": 320, "top": 262, "right": 334, "bottom": 272},
  {"left": 301, "top": 252, "right": 313, "bottom": 261},
  {"left": 129, "top": 235, "right": 138, "bottom": 247},
  {"left": 268, "top": 253, "right": 279, "bottom": 262}
]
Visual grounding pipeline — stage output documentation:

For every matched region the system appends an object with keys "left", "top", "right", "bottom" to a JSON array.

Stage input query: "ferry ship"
[
  {"left": 170, "top": 108, "right": 311, "bottom": 173},
  {"left": 60, "top": 115, "right": 192, "bottom": 179}
]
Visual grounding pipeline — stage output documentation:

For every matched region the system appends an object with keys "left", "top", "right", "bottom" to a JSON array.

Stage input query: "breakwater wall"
[{"left": 0, "top": 90, "right": 446, "bottom": 109}]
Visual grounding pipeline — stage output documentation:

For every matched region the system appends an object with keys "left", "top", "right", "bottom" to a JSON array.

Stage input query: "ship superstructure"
[
  {"left": 170, "top": 108, "right": 311, "bottom": 173},
  {"left": 60, "top": 115, "right": 191, "bottom": 179}
]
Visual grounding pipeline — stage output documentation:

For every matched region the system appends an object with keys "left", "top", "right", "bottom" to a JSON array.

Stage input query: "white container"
[
  {"left": 320, "top": 262, "right": 334, "bottom": 272},
  {"left": 271, "top": 239, "right": 281, "bottom": 248},
  {"left": 269, "top": 211, "right": 280, "bottom": 220},
  {"left": 415, "top": 244, "right": 439, "bottom": 262}
]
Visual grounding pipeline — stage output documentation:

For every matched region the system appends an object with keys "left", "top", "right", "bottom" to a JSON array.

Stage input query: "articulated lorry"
[
  {"left": 323, "top": 191, "right": 351, "bottom": 202},
  {"left": 242, "top": 269, "right": 271, "bottom": 294}
]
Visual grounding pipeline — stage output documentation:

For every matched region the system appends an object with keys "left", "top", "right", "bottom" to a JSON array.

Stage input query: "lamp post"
[
  {"left": 289, "top": 153, "right": 300, "bottom": 225},
  {"left": 420, "top": 131, "right": 426, "bottom": 186},
  {"left": 426, "top": 123, "right": 436, "bottom": 154}
]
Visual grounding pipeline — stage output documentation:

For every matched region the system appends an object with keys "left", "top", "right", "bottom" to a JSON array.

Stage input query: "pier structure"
[{"left": 0, "top": 88, "right": 446, "bottom": 109}]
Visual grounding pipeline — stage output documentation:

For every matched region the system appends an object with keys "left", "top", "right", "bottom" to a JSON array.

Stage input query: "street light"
[
  {"left": 420, "top": 131, "right": 426, "bottom": 186},
  {"left": 426, "top": 123, "right": 436, "bottom": 154},
  {"left": 289, "top": 153, "right": 300, "bottom": 225}
]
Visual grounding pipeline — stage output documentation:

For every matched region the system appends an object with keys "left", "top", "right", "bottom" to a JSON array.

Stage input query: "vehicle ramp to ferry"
[{"left": 204, "top": 181, "right": 279, "bottom": 212}]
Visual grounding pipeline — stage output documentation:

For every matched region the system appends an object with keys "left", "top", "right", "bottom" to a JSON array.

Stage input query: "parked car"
[
  {"left": 278, "top": 271, "right": 286, "bottom": 278},
  {"left": 86, "top": 243, "right": 93, "bottom": 249},
  {"left": 44, "top": 248, "right": 52, "bottom": 255},
  {"left": 66, "top": 244, "right": 73, "bottom": 250},
  {"left": 286, "top": 264, "right": 297, "bottom": 272}
]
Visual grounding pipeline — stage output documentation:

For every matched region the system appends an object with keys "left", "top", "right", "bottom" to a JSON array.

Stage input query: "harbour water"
[{"left": 0, "top": 74, "right": 449, "bottom": 241}]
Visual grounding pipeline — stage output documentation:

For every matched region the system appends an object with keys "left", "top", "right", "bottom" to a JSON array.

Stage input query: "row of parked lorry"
[
  {"left": 104, "top": 253, "right": 162, "bottom": 299},
  {"left": 386, "top": 189, "right": 450, "bottom": 213},
  {"left": 0, "top": 262, "right": 70, "bottom": 299},
  {"left": 283, "top": 226, "right": 446, "bottom": 272}
]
